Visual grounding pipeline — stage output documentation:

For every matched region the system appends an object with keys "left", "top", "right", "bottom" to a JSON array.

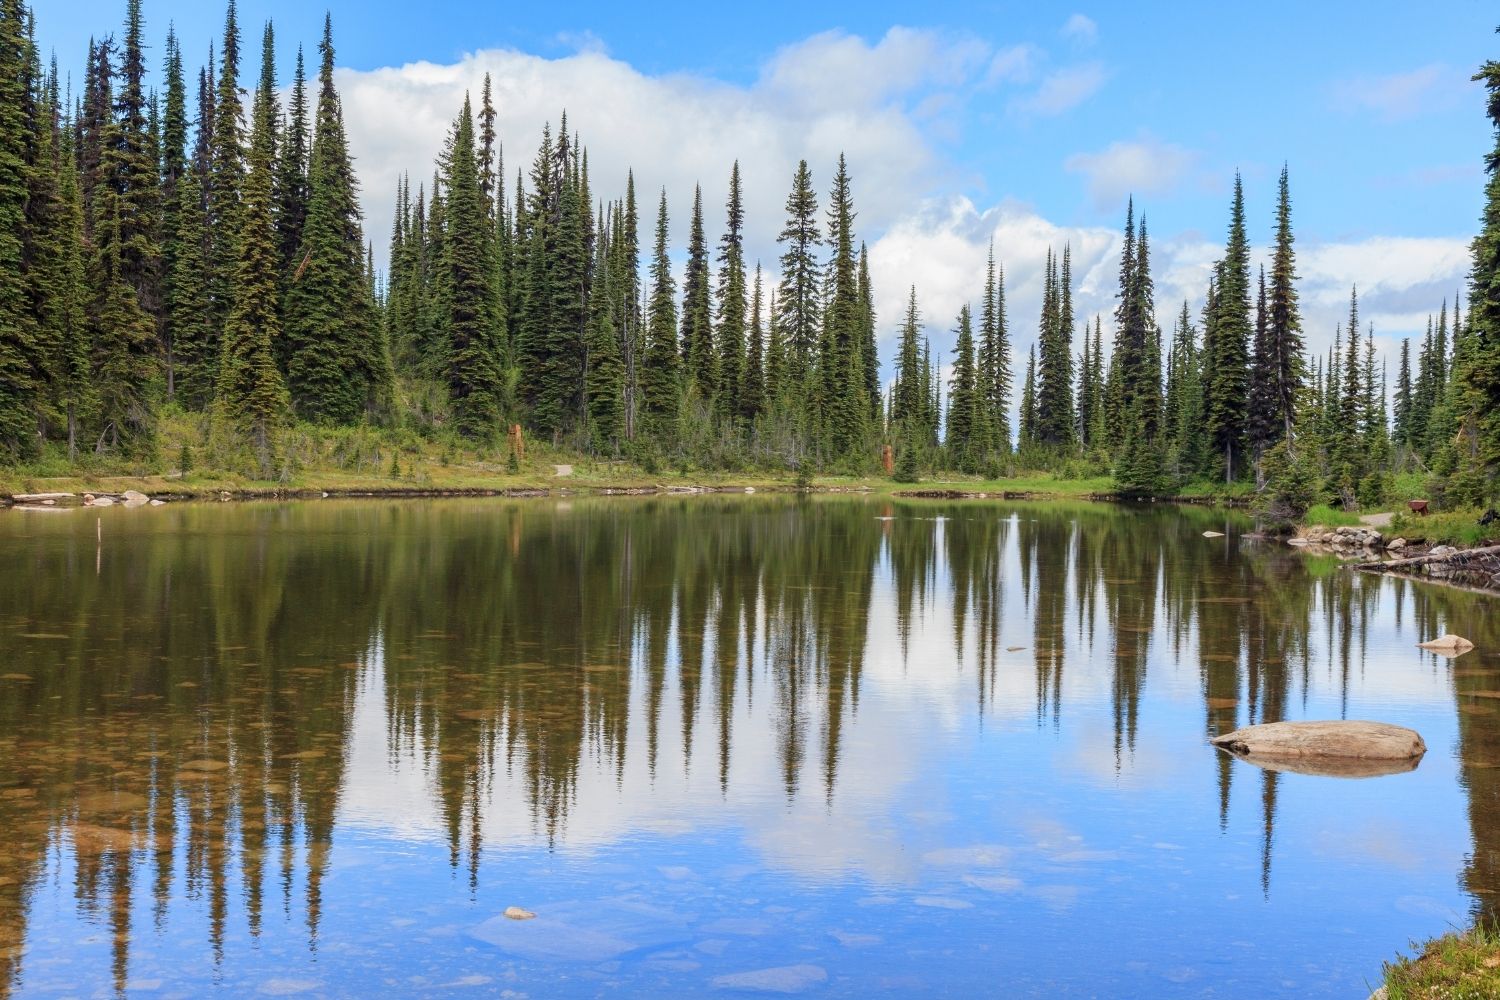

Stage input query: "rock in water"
[
  {"left": 1212, "top": 721, "right": 1425, "bottom": 773},
  {"left": 503, "top": 906, "right": 535, "bottom": 921},
  {"left": 1202, "top": 531, "right": 1226, "bottom": 538},
  {"left": 1418, "top": 634, "right": 1475, "bottom": 654}
]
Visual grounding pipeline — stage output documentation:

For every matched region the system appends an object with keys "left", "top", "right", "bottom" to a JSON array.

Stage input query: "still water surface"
[{"left": 1, "top": 497, "right": 1498, "bottom": 998}]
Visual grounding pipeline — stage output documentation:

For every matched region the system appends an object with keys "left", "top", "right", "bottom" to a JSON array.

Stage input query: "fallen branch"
[{"left": 1351, "top": 544, "right": 1500, "bottom": 572}]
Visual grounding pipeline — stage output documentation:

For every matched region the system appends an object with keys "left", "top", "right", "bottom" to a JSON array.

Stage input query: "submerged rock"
[
  {"left": 503, "top": 906, "right": 535, "bottom": 920},
  {"left": 1211, "top": 721, "right": 1425, "bottom": 774},
  {"left": 712, "top": 964, "right": 828, "bottom": 993},
  {"left": 1418, "top": 634, "right": 1475, "bottom": 654}
]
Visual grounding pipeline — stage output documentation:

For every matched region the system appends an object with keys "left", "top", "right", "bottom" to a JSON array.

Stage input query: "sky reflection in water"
[{"left": 0, "top": 496, "right": 1496, "bottom": 998}]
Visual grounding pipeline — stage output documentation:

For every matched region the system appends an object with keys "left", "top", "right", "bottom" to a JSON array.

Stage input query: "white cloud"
[
  {"left": 333, "top": 26, "right": 1468, "bottom": 401},
  {"left": 1061, "top": 14, "right": 1098, "bottom": 46},
  {"left": 1009, "top": 62, "right": 1106, "bottom": 117},
  {"left": 338, "top": 29, "right": 996, "bottom": 281},
  {"left": 1063, "top": 137, "right": 1198, "bottom": 210},
  {"left": 1330, "top": 64, "right": 1465, "bottom": 122},
  {"left": 984, "top": 43, "right": 1039, "bottom": 86}
]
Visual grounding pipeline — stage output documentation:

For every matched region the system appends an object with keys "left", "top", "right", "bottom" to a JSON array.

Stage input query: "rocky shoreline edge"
[{"left": 1291, "top": 524, "right": 1500, "bottom": 595}]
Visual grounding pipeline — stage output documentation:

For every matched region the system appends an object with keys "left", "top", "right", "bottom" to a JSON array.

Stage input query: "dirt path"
[
  {"left": 1360, "top": 512, "right": 1394, "bottom": 528},
  {"left": 552, "top": 464, "right": 573, "bottom": 477}
]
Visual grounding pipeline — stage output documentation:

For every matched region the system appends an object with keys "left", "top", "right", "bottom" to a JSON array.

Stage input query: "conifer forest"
[{"left": 3, "top": 0, "right": 1500, "bottom": 520}]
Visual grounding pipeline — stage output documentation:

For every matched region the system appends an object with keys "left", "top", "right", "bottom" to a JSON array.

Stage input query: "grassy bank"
[
  {"left": 1379, "top": 923, "right": 1500, "bottom": 999},
  {"left": 0, "top": 411, "right": 1155, "bottom": 502}
]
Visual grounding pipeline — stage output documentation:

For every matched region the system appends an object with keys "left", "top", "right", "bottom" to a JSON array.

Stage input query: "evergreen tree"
[
  {"left": 1018, "top": 345, "right": 1037, "bottom": 450},
  {"left": 776, "top": 159, "right": 821, "bottom": 390},
  {"left": 1394, "top": 337, "right": 1413, "bottom": 445},
  {"left": 1035, "top": 244, "right": 1075, "bottom": 447},
  {"left": 1247, "top": 265, "right": 1278, "bottom": 464},
  {"left": 1457, "top": 40, "right": 1500, "bottom": 493},
  {"left": 167, "top": 60, "right": 215, "bottom": 406},
  {"left": 743, "top": 263, "right": 765, "bottom": 420},
  {"left": 0, "top": 0, "right": 37, "bottom": 457},
  {"left": 976, "top": 245, "right": 1012, "bottom": 455},
  {"left": 208, "top": 0, "right": 243, "bottom": 342},
  {"left": 715, "top": 162, "right": 746, "bottom": 420},
  {"left": 641, "top": 188, "right": 679, "bottom": 435},
  {"left": 276, "top": 46, "right": 309, "bottom": 283},
  {"left": 1206, "top": 175, "right": 1252, "bottom": 482},
  {"left": 892, "top": 286, "right": 923, "bottom": 430},
  {"left": 283, "top": 15, "right": 387, "bottom": 424},
  {"left": 441, "top": 95, "right": 503, "bottom": 437},
  {"left": 821, "top": 154, "right": 868, "bottom": 458},
  {"left": 946, "top": 304, "right": 978, "bottom": 469},
  {"left": 1266, "top": 165, "right": 1304, "bottom": 449},
  {"left": 681, "top": 183, "right": 715, "bottom": 397},
  {"left": 213, "top": 25, "right": 289, "bottom": 469}
]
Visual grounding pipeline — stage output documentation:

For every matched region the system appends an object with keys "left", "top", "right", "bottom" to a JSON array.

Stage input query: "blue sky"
[{"left": 35, "top": 0, "right": 1497, "bottom": 375}]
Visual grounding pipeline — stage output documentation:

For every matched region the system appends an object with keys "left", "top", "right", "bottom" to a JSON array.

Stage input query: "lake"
[{"left": 0, "top": 496, "right": 1497, "bottom": 998}]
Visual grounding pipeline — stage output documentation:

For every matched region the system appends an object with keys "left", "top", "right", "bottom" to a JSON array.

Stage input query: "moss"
[{"left": 1382, "top": 923, "right": 1500, "bottom": 999}]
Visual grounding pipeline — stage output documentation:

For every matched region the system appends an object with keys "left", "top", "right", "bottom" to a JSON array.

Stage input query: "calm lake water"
[{"left": 1, "top": 496, "right": 1498, "bottom": 998}]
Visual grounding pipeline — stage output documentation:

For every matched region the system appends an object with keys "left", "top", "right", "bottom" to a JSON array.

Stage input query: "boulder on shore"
[{"left": 1211, "top": 721, "right": 1425, "bottom": 774}]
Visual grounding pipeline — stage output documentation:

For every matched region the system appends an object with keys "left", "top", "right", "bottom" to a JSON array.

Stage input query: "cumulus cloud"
[
  {"left": 1009, "top": 62, "right": 1106, "bottom": 117},
  {"left": 984, "top": 43, "right": 1039, "bottom": 86},
  {"left": 1063, "top": 137, "right": 1198, "bottom": 210},
  {"left": 1330, "top": 64, "right": 1466, "bottom": 122},
  {"left": 333, "top": 24, "right": 1468, "bottom": 405},
  {"left": 338, "top": 28, "right": 1001, "bottom": 280},
  {"left": 1060, "top": 14, "right": 1098, "bottom": 46}
]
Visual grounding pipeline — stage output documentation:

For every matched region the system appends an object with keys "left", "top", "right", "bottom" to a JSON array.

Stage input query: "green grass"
[
  {"left": 1389, "top": 508, "right": 1498, "bottom": 547},
  {"left": 1304, "top": 503, "right": 1365, "bottom": 528},
  {"left": 1381, "top": 922, "right": 1500, "bottom": 999},
  {"left": 1, "top": 414, "right": 1154, "bottom": 502}
]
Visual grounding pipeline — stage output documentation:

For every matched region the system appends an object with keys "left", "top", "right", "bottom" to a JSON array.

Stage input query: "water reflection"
[{"left": 0, "top": 496, "right": 1496, "bottom": 996}]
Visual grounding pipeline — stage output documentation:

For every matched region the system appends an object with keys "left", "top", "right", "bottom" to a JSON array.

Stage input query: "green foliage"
[
  {"left": 1254, "top": 440, "right": 1318, "bottom": 528},
  {"left": 1382, "top": 920, "right": 1500, "bottom": 1000}
]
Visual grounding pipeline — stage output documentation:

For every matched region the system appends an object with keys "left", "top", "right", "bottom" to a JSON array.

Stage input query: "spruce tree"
[
  {"left": 977, "top": 244, "right": 1012, "bottom": 455},
  {"left": 1206, "top": 175, "right": 1252, "bottom": 482},
  {"left": 1458, "top": 41, "right": 1500, "bottom": 493},
  {"left": 743, "top": 263, "right": 766, "bottom": 420},
  {"left": 1266, "top": 165, "right": 1304, "bottom": 449},
  {"left": 946, "top": 304, "right": 978, "bottom": 469},
  {"left": 0, "top": 0, "right": 37, "bottom": 457},
  {"left": 86, "top": 32, "right": 160, "bottom": 455},
  {"left": 641, "top": 189, "right": 680, "bottom": 435},
  {"left": 168, "top": 61, "right": 215, "bottom": 407},
  {"left": 441, "top": 95, "right": 503, "bottom": 437},
  {"left": 776, "top": 159, "right": 821, "bottom": 390},
  {"left": 1018, "top": 345, "right": 1037, "bottom": 450},
  {"left": 213, "top": 25, "right": 289, "bottom": 470},
  {"left": 283, "top": 16, "right": 385, "bottom": 424},
  {"left": 1247, "top": 265, "right": 1278, "bottom": 464},
  {"left": 1035, "top": 244, "right": 1075, "bottom": 448},
  {"left": 715, "top": 162, "right": 746, "bottom": 421},
  {"left": 276, "top": 46, "right": 309, "bottom": 284},
  {"left": 208, "top": 0, "right": 243, "bottom": 343},
  {"left": 681, "top": 183, "right": 715, "bottom": 398},
  {"left": 821, "top": 154, "right": 868, "bottom": 458}
]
